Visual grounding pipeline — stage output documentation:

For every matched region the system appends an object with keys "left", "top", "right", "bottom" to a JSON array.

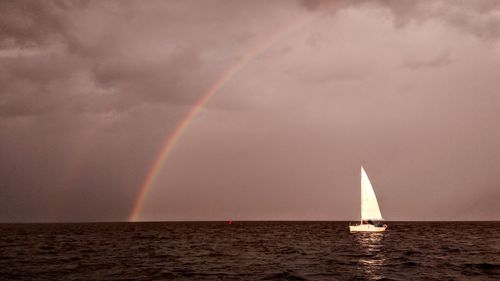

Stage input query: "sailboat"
[{"left": 349, "top": 166, "right": 387, "bottom": 232}]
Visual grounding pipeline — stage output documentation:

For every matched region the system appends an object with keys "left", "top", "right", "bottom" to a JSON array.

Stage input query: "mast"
[{"left": 360, "top": 166, "right": 363, "bottom": 225}]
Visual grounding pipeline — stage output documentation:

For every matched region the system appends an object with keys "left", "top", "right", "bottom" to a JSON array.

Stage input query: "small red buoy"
[{"left": 227, "top": 219, "right": 233, "bottom": 225}]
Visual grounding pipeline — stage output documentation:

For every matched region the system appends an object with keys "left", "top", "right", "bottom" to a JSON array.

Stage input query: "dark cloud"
[
  {"left": 0, "top": 1, "right": 499, "bottom": 222},
  {"left": 298, "top": 0, "right": 500, "bottom": 40},
  {"left": 368, "top": 0, "right": 500, "bottom": 39},
  {"left": 0, "top": 0, "right": 66, "bottom": 47},
  {"left": 0, "top": 1, "right": 294, "bottom": 118}
]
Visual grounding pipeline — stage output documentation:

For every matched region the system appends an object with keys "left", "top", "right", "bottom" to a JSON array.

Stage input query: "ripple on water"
[{"left": 0, "top": 222, "right": 499, "bottom": 280}]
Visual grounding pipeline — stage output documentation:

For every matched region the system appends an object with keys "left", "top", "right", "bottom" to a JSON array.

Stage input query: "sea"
[{"left": 1, "top": 221, "right": 499, "bottom": 280}]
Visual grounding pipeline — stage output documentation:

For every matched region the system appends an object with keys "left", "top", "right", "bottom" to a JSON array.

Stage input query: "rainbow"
[{"left": 128, "top": 14, "right": 314, "bottom": 222}]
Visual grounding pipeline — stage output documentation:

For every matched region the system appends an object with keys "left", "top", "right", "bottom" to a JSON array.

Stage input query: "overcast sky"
[{"left": 1, "top": 0, "right": 499, "bottom": 222}]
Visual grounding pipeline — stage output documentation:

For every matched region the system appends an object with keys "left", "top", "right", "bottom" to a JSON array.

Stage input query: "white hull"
[{"left": 349, "top": 224, "right": 387, "bottom": 232}]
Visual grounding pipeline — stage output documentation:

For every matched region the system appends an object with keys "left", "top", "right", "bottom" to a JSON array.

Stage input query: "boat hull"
[{"left": 349, "top": 224, "right": 387, "bottom": 232}]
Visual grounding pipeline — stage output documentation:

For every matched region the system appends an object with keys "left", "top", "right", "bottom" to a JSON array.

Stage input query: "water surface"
[{"left": 1, "top": 222, "right": 499, "bottom": 280}]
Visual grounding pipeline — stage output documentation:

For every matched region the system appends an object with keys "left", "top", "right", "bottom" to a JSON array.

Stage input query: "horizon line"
[{"left": 1, "top": 219, "right": 499, "bottom": 224}]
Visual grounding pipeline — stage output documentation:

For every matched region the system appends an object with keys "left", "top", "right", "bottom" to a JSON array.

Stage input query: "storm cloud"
[{"left": 1, "top": 0, "right": 499, "bottom": 222}]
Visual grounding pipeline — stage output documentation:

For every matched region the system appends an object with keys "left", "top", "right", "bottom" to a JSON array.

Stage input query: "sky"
[{"left": 0, "top": 0, "right": 499, "bottom": 222}]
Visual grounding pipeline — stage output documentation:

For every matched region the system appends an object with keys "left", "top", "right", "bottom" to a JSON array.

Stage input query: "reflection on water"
[
  {"left": 2, "top": 222, "right": 498, "bottom": 280},
  {"left": 355, "top": 232, "right": 386, "bottom": 280}
]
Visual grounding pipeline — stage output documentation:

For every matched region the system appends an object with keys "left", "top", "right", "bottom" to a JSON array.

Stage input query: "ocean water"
[{"left": 0, "top": 222, "right": 499, "bottom": 280}]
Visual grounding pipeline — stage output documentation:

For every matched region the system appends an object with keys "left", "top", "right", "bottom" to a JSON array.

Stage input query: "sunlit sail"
[{"left": 350, "top": 166, "right": 387, "bottom": 232}]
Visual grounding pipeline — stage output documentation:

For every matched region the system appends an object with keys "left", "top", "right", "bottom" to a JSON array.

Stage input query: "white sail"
[{"left": 360, "top": 166, "right": 383, "bottom": 220}]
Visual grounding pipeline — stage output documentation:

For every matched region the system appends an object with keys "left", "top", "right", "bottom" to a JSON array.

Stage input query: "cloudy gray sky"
[{"left": 1, "top": 0, "right": 499, "bottom": 222}]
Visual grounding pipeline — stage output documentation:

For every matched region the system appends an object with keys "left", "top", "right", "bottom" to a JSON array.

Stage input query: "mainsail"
[{"left": 360, "top": 166, "right": 383, "bottom": 220}]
